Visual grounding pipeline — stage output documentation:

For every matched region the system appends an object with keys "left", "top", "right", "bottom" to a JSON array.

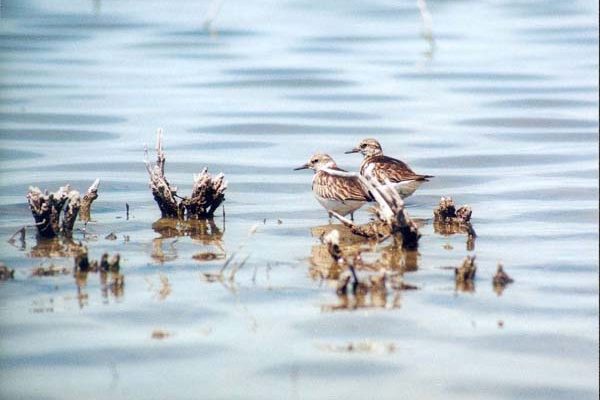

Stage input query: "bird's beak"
[
  {"left": 293, "top": 163, "right": 310, "bottom": 171},
  {"left": 345, "top": 147, "right": 360, "bottom": 154}
]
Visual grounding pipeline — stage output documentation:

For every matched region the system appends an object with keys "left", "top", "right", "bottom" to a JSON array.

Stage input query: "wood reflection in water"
[
  {"left": 28, "top": 237, "right": 86, "bottom": 258},
  {"left": 151, "top": 217, "right": 225, "bottom": 263}
]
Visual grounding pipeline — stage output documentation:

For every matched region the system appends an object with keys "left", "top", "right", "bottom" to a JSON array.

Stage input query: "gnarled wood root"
[
  {"left": 434, "top": 196, "right": 476, "bottom": 236},
  {"left": 26, "top": 180, "right": 98, "bottom": 238},
  {"left": 330, "top": 173, "right": 420, "bottom": 249},
  {"left": 144, "top": 129, "right": 227, "bottom": 220}
]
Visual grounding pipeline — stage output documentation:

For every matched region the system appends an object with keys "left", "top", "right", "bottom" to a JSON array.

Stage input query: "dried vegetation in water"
[{"left": 31, "top": 264, "right": 70, "bottom": 277}]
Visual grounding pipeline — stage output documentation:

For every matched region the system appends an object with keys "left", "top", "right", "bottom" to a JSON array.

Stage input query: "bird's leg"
[
  {"left": 328, "top": 212, "right": 333, "bottom": 224},
  {"left": 350, "top": 212, "right": 355, "bottom": 222}
]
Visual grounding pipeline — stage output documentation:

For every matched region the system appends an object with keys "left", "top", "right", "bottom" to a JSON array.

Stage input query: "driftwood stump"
[
  {"left": 144, "top": 129, "right": 227, "bottom": 220},
  {"left": 331, "top": 173, "right": 420, "bottom": 249},
  {"left": 434, "top": 196, "right": 476, "bottom": 250},
  {"left": 434, "top": 196, "right": 476, "bottom": 235},
  {"left": 26, "top": 179, "right": 99, "bottom": 239}
]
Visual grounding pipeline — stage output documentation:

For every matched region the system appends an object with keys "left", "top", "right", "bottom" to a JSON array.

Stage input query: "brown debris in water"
[
  {"left": 192, "top": 252, "right": 225, "bottom": 262},
  {"left": 434, "top": 197, "right": 476, "bottom": 250},
  {"left": 493, "top": 263, "right": 514, "bottom": 295},
  {"left": 31, "top": 264, "right": 70, "bottom": 277},
  {"left": 156, "top": 275, "right": 172, "bottom": 300},
  {"left": 317, "top": 341, "right": 396, "bottom": 354},
  {"left": 0, "top": 263, "right": 15, "bottom": 280},
  {"left": 74, "top": 249, "right": 121, "bottom": 275},
  {"left": 7, "top": 227, "right": 26, "bottom": 250},
  {"left": 105, "top": 232, "right": 117, "bottom": 240},
  {"left": 151, "top": 329, "right": 172, "bottom": 340},
  {"left": 455, "top": 255, "right": 477, "bottom": 292},
  {"left": 144, "top": 128, "right": 227, "bottom": 219},
  {"left": 26, "top": 180, "right": 99, "bottom": 239}
]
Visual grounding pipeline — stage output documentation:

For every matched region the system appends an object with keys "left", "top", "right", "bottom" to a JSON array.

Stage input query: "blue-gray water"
[{"left": 0, "top": 0, "right": 598, "bottom": 399}]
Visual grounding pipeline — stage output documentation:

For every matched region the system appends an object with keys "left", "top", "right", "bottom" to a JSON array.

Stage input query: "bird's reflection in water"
[{"left": 151, "top": 218, "right": 225, "bottom": 263}]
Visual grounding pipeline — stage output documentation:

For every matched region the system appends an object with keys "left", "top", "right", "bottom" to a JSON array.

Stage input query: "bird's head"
[
  {"left": 345, "top": 138, "right": 383, "bottom": 157},
  {"left": 294, "top": 153, "right": 337, "bottom": 171}
]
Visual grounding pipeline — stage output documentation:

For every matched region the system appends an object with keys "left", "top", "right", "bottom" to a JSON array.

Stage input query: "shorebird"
[
  {"left": 346, "top": 138, "right": 433, "bottom": 198},
  {"left": 294, "top": 153, "right": 371, "bottom": 221}
]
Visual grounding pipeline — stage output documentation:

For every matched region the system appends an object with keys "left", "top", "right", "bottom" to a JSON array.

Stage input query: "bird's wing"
[
  {"left": 313, "top": 171, "right": 369, "bottom": 202},
  {"left": 365, "top": 155, "right": 430, "bottom": 182}
]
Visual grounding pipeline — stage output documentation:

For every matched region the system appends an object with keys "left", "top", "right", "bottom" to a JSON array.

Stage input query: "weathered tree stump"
[
  {"left": 27, "top": 180, "right": 99, "bottom": 239},
  {"left": 434, "top": 196, "right": 476, "bottom": 235},
  {"left": 331, "top": 173, "right": 420, "bottom": 249},
  {"left": 144, "top": 129, "right": 227, "bottom": 220},
  {"left": 433, "top": 196, "right": 476, "bottom": 250}
]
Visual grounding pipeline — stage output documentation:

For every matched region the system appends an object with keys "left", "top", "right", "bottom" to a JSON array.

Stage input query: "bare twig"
[
  {"left": 79, "top": 178, "right": 100, "bottom": 223},
  {"left": 329, "top": 173, "right": 420, "bottom": 249}
]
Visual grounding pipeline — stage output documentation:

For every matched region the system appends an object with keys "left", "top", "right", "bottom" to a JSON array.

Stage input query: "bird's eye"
[
  {"left": 311, "top": 159, "right": 318, "bottom": 163},
  {"left": 360, "top": 143, "right": 367, "bottom": 148}
]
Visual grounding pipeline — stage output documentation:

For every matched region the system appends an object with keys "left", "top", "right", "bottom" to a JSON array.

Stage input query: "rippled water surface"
[{"left": 1, "top": 0, "right": 598, "bottom": 399}]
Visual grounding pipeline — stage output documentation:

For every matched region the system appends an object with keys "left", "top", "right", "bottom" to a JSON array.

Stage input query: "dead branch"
[
  {"left": 144, "top": 129, "right": 227, "bottom": 219},
  {"left": 79, "top": 178, "right": 100, "bottom": 223},
  {"left": 329, "top": 174, "right": 420, "bottom": 249}
]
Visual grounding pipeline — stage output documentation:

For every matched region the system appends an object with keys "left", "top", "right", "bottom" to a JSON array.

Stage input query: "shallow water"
[{"left": 0, "top": 0, "right": 598, "bottom": 399}]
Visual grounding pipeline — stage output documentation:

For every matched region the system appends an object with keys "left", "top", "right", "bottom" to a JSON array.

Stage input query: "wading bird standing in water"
[
  {"left": 294, "top": 153, "right": 371, "bottom": 222},
  {"left": 346, "top": 138, "right": 433, "bottom": 198}
]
